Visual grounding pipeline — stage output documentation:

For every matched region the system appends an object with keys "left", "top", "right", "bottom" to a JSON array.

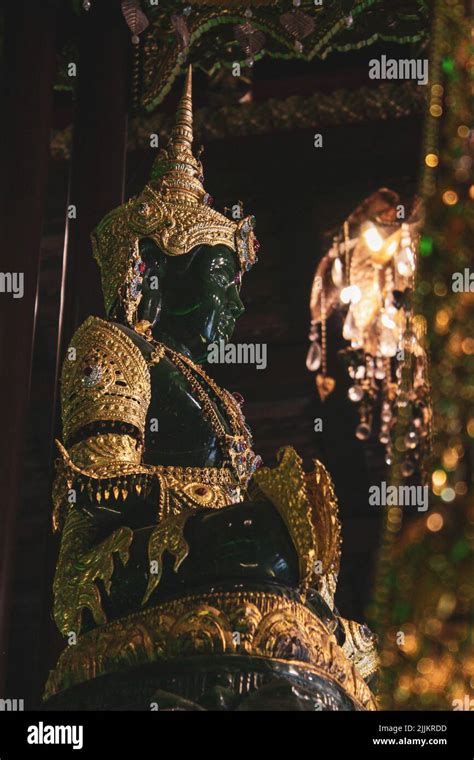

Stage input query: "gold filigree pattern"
[
  {"left": 52, "top": 506, "right": 133, "bottom": 636},
  {"left": 61, "top": 316, "right": 151, "bottom": 443},
  {"left": 156, "top": 470, "right": 238, "bottom": 519},
  {"left": 145, "top": 184, "right": 241, "bottom": 255},
  {"left": 44, "top": 590, "right": 377, "bottom": 710},
  {"left": 68, "top": 434, "right": 142, "bottom": 471},
  {"left": 253, "top": 447, "right": 317, "bottom": 592},
  {"left": 53, "top": 436, "right": 240, "bottom": 532},
  {"left": 52, "top": 466, "right": 238, "bottom": 632},
  {"left": 157, "top": 343, "right": 260, "bottom": 488},
  {"left": 251, "top": 447, "right": 342, "bottom": 608},
  {"left": 142, "top": 509, "right": 192, "bottom": 604},
  {"left": 305, "top": 458, "right": 342, "bottom": 609},
  {"left": 340, "top": 618, "right": 380, "bottom": 682}
]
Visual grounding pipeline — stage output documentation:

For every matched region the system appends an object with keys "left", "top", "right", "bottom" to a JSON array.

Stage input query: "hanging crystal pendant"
[
  {"left": 396, "top": 246, "right": 415, "bottom": 277},
  {"left": 343, "top": 309, "right": 362, "bottom": 347},
  {"left": 404, "top": 429, "right": 419, "bottom": 449},
  {"left": 348, "top": 385, "right": 364, "bottom": 402},
  {"left": 379, "top": 307, "right": 400, "bottom": 357},
  {"left": 306, "top": 190, "right": 427, "bottom": 476},
  {"left": 308, "top": 321, "right": 318, "bottom": 341},
  {"left": 379, "top": 326, "right": 398, "bottom": 358},
  {"left": 331, "top": 257, "right": 343, "bottom": 287},
  {"left": 306, "top": 340, "right": 322, "bottom": 371},
  {"left": 374, "top": 358, "right": 386, "bottom": 380},
  {"left": 396, "top": 392, "right": 409, "bottom": 408},
  {"left": 342, "top": 310, "right": 354, "bottom": 341},
  {"left": 355, "top": 422, "right": 372, "bottom": 441}
]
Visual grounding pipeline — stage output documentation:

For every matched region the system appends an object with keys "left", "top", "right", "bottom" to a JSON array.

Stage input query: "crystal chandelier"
[{"left": 307, "top": 189, "right": 431, "bottom": 477}]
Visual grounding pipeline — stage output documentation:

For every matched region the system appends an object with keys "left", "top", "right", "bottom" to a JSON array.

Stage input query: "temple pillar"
[
  {"left": 38, "top": 0, "right": 131, "bottom": 701},
  {"left": 59, "top": 0, "right": 131, "bottom": 349},
  {"left": 0, "top": 0, "right": 58, "bottom": 695}
]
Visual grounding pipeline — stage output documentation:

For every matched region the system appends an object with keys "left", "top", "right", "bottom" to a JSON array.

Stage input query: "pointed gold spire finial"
[
  {"left": 170, "top": 64, "right": 193, "bottom": 151},
  {"left": 150, "top": 65, "right": 202, "bottom": 188}
]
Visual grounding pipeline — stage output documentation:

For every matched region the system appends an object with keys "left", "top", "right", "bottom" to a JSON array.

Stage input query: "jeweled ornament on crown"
[{"left": 81, "top": 364, "right": 102, "bottom": 387}]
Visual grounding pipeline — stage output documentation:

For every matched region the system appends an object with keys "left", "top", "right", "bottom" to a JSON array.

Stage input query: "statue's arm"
[
  {"left": 53, "top": 316, "right": 159, "bottom": 531},
  {"left": 51, "top": 317, "right": 159, "bottom": 633}
]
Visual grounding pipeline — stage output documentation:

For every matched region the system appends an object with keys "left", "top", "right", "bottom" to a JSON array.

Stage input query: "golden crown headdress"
[{"left": 91, "top": 66, "right": 259, "bottom": 325}]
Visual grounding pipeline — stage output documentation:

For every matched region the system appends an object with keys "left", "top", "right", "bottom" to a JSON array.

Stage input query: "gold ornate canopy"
[{"left": 136, "top": 1, "right": 428, "bottom": 111}]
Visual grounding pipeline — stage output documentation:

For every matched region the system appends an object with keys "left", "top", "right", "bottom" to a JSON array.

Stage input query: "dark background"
[{"left": 3, "top": 15, "right": 424, "bottom": 707}]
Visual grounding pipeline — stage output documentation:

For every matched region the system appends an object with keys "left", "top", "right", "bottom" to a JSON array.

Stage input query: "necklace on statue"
[{"left": 144, "top": 333, "right": 262, "bottom": 487}]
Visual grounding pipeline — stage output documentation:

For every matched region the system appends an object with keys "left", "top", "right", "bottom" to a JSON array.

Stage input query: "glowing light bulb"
[
  {"left": 385, "top": 238, "right": 398, "bottom": 257},
  {"left": 381, "top": 313, "right": 396, "bottom": 329},
  {"left": 362, "top": 223, "right": 383, "bottom": 253},
  {"left": 341, "top": 285, "right": 351, "bottom": 303},
  {"left": 427, "top": 513, "right": 444, "bottom": 532},
  {"left": 380, "top": 336, "right": 398, "bottom": 357},
  {"left": 340, "top": 286, "right": 352, "bottom": 304},
  {"left": 379, "top": 311, "right": 399, "bottom": 356},
  {"left": 331, "top": 257, "right": 343, "bottom": 287},
  {"left": 340, "top": 285, "right": 361, "bottom": 304},
  {"left": 432, "top": 469, "right": 447, "bottom": 488},
  {"left": 396, "top": 246, "right": 415, "bottom": 277}
]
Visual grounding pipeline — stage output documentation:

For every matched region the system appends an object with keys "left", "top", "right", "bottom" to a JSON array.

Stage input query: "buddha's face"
[{"left": 137, "top": 242, "right": 245, "bottom": 362}]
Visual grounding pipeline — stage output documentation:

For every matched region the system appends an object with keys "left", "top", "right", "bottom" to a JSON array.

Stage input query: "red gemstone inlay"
[
  {"left": 195, "top": 486, "right": 208, "bottom": 495},
  {"left": 253, "top": 238, "right": 261, "bottom": 253},
  {"left": 232, "top": 391, "right": 245, "bottom": 405},
  {"left": 138, "top": 261, "right": 146, "bottom": 274}
]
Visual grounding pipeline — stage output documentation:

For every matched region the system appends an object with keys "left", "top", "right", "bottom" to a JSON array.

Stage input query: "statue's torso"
[
  {"left": 144, "top": 356, "right": 227, "bottom": 468},
  {"left": 96, "top": 331, "right": 301, "bottom": 614}
]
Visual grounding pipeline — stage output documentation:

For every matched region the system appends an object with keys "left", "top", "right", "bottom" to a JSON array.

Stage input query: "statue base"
[
  {"left": 43, "top": 590, "right": 376, "bottom": 711},
  {"left": 43, "top": 655, "right": 371, "bottom": 711}
]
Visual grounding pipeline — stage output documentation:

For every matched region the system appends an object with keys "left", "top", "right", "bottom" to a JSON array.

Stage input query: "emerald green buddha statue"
[{"left": 44, "top": 67, "right": 378, "bottom": 711}]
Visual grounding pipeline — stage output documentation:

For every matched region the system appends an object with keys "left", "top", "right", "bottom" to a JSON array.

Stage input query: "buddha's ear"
[
  {"left": 109, "top": 239, "right": 168, "bottom": 327},
  {"left": 136, "top": 239, "right": 168, "bottom": 327},
  {"left": 139, "top": 238, "right": 167, "bottom": 270}
]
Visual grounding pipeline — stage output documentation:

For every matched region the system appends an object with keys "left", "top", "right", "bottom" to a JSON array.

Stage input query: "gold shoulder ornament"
[
  {"left": 53, "top": 315, "right": 153, "bottom": 530},
  {"left": 61, "top": 315, "right": 151, "bottom": 445}
]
